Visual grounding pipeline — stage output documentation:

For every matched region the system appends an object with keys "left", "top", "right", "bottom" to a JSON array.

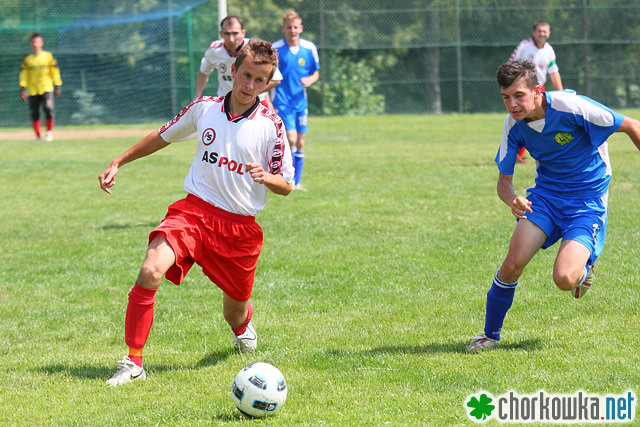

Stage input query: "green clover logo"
[{"left": 467, "top": 393, "right": 495, "bottom": 421}]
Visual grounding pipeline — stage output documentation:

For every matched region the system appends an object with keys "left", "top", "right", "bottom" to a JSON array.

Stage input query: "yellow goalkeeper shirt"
[{"left": 20, "top": 51, "right": 62, "bottom": 96}]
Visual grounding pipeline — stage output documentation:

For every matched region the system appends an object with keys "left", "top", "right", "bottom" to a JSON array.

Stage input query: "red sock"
[
  {"left": 517, "top": 147, "right": 526, "bottom": 157},
  {"left": 232, "top": 303, "right": 253, "bottom": 336},
  {"left": 125, "top": 282, "right": 158, "bottom": 367},
  {"left": 46, "top": 118, "right": 54, "bottom": 131},
  {"left": 32, "top": 120, "right": 41, "bottom": 137}
]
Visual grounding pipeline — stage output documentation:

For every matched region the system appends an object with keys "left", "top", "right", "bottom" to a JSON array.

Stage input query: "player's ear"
[{"left": 534, "top": 84, "right": 543, "bottom": 96}]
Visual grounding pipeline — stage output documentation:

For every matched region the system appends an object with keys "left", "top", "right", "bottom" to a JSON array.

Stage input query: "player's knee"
[
  {"left": 499, "top": 258, "right": 525, "bottom": 282},
  {"left": 137, "top": 260, "right": 165, "bottom": 288},
  {"left": 552, "top": 270, "right": 578, "bottom": 291}
]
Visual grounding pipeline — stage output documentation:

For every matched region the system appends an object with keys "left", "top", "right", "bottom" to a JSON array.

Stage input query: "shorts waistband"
[{"left": 185, "top": 194, "right": 255, "bottom": 223}]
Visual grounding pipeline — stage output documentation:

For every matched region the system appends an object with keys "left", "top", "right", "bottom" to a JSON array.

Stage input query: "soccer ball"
[{"left": 231, "top": 362, "right": 287, "bottom": 418}]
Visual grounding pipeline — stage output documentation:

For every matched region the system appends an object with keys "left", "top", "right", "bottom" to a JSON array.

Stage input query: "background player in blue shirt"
[
  {"left": 272, "top": 10, "right": 319, "bottom": 190},
  {"left": 467, "top": 60, "right": 640, "bottom": 351}
]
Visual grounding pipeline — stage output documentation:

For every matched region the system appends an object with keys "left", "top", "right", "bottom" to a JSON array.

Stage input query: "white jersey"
[
  {"left": 199, "top": 38, "right": 282, "bottom": 99},
  {"left": 158, "top": 95, "right": 294, "bottom": 216},
  {"left": 509, "top": 38, "right": 559, "bottom": 85}
]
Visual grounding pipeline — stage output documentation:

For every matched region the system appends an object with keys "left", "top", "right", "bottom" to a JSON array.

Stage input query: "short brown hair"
[
  {"left": 497, "top": 60, "right": 538, "bottom": 89},
  {"left": 220, "top": 15, "right": 244, "bottom": 30},
  {"left": 533, "top": 20, "right": 550, "bottom": 31},
  {"left": 235, "top": 39, "right": 279, "bottom": 81}
]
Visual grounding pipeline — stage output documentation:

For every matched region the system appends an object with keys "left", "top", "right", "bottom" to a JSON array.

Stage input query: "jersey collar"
[
  {"left": 225, "top": 38, "right": 248, "bottom": 57},
  {"left": 223, "top": 91, "right": 261, "bottom": 122}
]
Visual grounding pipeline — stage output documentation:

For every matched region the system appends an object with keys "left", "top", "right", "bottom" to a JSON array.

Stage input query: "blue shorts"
[
  {"left": 525, "top": 190, "right": 608, "bottom": 266},
  {"left": 275, "top": 106, "right": 308, "bottom": 134}
]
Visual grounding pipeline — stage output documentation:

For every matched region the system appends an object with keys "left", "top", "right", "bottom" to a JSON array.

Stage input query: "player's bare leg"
[
  {"left": 224, "top": 294, "right": 256, "bottom": 352},
  {"left": 468, "top": 220, "right": 546, "bottom": 351},
  {"left": 107, "top": 235, "right": 175, "bottom": 386},
  {"left": 554, "top": 239, "right": 593, "bottom": 297}
]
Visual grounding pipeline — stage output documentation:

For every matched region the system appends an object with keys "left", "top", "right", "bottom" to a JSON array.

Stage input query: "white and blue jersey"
[
  {"left": 496, "top": 90, "right": 625, "bottom": 261},
  {"left": 496, "top": 90, "right": 624, "bottom": 199},
  {"left": 271, "top": 38, "right": 319, "bottom": 112}
]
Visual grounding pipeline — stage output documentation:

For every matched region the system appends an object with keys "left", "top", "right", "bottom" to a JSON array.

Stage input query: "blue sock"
[
  {"left": 293, "top": 151, "right": 305, "bottom": 185},
  {"left": 484, "top": 272, "right": 518, "bottom": 341}
]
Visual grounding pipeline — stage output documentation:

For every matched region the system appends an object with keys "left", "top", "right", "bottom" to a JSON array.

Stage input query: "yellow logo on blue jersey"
[
  {"left": 298, "top": 58, "right": 306, "bottom": 66},
  {"left": 554, "top": 132, "right": 573, "bottom": 145}
]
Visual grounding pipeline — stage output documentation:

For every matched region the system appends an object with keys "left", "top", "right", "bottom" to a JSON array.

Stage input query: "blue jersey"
[
  {"left": 496, "top": 90, "right": 624, "bottom": 198},
  {"left": 272, "top": 38, "right": 319, "bottom": 111}
]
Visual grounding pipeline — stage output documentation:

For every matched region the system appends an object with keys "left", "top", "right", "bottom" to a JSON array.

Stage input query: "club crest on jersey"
[
  {"left": 219, "top": 64, "right": 227, "bottom": 73},
  {"left": 298, "top": 58, "right": 306, "bottom": 66},
  {"left": 202, "top": 128, "right": 216, "bottom": 145},
  {"left": 554, "top": 132, "right": 573, "bottom": 146}
]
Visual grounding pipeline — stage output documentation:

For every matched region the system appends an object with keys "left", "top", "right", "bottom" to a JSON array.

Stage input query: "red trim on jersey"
[
  {"left": 222, "top": 92, "right": 261, "bottom": 122},
  {"left": 159, "top": 96, "right": 223, "bottom": 134},
  {"left": 224, "top": 38, "right": 247, "bottom": 57},
  {"left": 257, "top": 106, "right": 286, "bottom": 175},
  {"left": 209, "top": 40, "right": 224, "bottom": 49}
]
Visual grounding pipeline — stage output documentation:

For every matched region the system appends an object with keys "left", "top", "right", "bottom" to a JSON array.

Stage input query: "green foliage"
[
  {"left": 313, "top": 51, "right": 385, "bottom": 116},
  {"left": 71, "top": 89, "right": 107, "bottom": 124},
  {"left": 1, "top": 112, "right": 640, "bottom": 424}
]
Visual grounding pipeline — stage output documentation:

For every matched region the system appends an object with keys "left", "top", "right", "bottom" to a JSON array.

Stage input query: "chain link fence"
[{"left": 1, "top": 0, "right": 639, "bottom": 126}]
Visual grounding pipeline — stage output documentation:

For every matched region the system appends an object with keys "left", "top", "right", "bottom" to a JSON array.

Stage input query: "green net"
[{"left": 2, "top": 0, "right": 640, "bottom": 126}]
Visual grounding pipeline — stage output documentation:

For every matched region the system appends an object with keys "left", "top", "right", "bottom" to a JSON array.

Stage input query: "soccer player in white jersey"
[
  {"left": 510, "top": 20, "right": 563, "bottom": 163},
  {"left": 272, "top": 10, "right": 320, "bottom": 190},
  {"left": 99, "top": 40, "right": 294, "bottom": 385},
  {"left": 467, "top": 60, "right": 640, "bottom": 352},
  {"left": 195, "top": 15, "right": 281, "bottom": 108}
]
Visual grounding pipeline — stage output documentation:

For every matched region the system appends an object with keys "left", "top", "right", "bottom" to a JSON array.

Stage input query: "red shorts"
[{"left": 149, "top": 194, "right": 263, "bottom": 301}]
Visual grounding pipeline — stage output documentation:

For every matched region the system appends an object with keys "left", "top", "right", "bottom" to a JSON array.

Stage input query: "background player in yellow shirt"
[{"left": 20, "top": 33, "right": 62, "bottom": 141}]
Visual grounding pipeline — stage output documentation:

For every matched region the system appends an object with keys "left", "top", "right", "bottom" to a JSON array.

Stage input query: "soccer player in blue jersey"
[
  {"left": 272, "top": 11, "right": 320, "bottom": 190},
  {"left": 467, "top": 60, "right": 640, "bottom": 351}
]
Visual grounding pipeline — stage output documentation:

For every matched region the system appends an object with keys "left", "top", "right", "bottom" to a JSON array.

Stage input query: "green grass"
[{"left": 1, "top": 113, "right": 639, "bottom": 425}]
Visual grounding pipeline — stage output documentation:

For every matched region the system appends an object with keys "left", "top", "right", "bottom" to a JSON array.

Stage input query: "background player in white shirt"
[
  {"left": 509, "top": 20, "right": 563, "bottom": 163},
  {"left": 467, "top": 60, "right": 640, "bottom": 352},
  {"left": 195, "top": 15, "right": 281, "bottom": 108},
  {"left": 99, "top": 40, "right": 293, "bottom": 386}
]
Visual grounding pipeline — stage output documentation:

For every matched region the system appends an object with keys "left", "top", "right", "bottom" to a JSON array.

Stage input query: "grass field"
[{"left": 1, "top": 113, "right": 639, "bottom": 425}]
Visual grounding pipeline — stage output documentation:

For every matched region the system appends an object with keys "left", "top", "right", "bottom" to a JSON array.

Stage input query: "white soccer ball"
[{"left": 231, "top": 362, "right": 287, "bottom": 418}]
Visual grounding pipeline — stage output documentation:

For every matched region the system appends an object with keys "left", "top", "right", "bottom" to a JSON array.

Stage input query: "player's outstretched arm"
[
  {"left": 497, "top": 172, "right": 532, "bottom": 219},
  {"left": 617, "top": 116, "right": 640, "bottom": 151},
  {"left": 99, "top": 130, "right": 170, "bottom": 194},
  {"left": 245, "top": 162, "right": 293, "bottom": 195}
]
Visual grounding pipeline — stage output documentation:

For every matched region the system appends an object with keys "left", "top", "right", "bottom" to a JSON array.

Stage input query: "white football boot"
[
  {"left": 45, "top": 131, "right": 53, "bottom": 142},
  {"left": 106, "top": 356, "right": 146, "bottom": 386},
  {"left": 466, "top": 334, "right": 499, "bottom": 352},
  {"left": 233, "top": 321, "right": 257, "bottom": 352},
  {"left": 572, "top": 265, "right": 594, "bottom": 299}
]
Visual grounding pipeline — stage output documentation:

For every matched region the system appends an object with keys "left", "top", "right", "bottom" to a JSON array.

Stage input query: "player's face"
[
  {"left": 501, "top": 78, "right": 542, "bottom": 121},
  {"left": 532, "top": 24, "right": 550, "bottom": 48},
  {"left": 30, "top": 36, "right": 43, "bottom": 52},
  {"left": 220, "top": 20, "right": 246, "bottom": 52},
  {"left": 231, "top": 57, "right": 272, "bottom": 106},
  {"left": 282, "top": 19, "right": 303, "bottom": 45}
]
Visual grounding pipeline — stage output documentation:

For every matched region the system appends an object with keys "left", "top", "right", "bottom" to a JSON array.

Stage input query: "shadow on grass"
[
  {"left": 102, "top": 222, "right": 158, "bottom": 231},
  {"left": 327, "top": 338, "right": 541, "bottom": 357},
  {"left": 36, "top": 349, "right": 233, "bottom": 379}
]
